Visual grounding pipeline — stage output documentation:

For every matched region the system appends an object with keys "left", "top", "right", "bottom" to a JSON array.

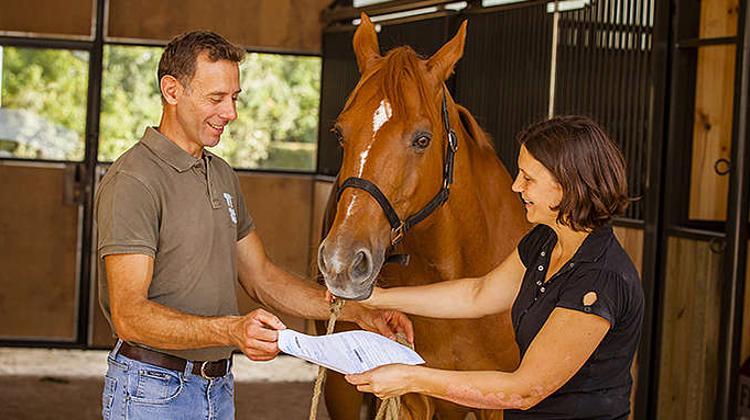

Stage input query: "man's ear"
[{"left": 160, "top": 75, "right": 180, "bottom": 105}]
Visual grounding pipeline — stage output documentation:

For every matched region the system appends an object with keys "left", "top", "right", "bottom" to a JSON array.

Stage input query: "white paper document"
[{"left": 277, "top": 329, "right": 425, "bottom": 375}]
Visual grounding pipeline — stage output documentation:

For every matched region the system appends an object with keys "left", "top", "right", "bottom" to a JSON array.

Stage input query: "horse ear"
[
  {"left": 427, "top": 20, "right": 467, "bottom": 81},
  {"left": 353, "top": 13, "right": 381, "bottom": 74}
]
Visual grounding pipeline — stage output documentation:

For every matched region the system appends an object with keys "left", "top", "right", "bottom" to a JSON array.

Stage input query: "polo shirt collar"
[
  {"left": 140, "top": 127, "right": 212, "bottom": 172},
  {"left": 572, "top": 224, "right": 614, "bottom": 263}
]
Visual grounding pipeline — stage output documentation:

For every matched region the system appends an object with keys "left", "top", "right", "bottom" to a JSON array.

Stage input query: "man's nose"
[{"left": 221, "top": 100, "right": 238, "bottom": 121}]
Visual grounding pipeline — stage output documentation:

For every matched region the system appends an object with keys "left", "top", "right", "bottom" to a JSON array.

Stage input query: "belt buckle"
[{"left": 199, "top": 361, "right": 213, "bottom": 380}]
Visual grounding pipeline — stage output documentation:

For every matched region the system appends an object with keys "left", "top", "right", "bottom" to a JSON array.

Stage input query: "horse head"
[{"left": 318, "top": 14, "right": 468, "bottom": 300}]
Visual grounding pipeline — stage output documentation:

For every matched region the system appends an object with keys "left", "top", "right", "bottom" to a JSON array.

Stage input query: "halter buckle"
[
  {"left": 391, "top": 223, "right": 405, "bottom": 245},
  {"left": 448, "top": 130, "right": 458, "bottom": 152}
]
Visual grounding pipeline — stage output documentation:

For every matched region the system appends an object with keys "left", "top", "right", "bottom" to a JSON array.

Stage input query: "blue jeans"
[{"left": 102, "top": 340, "right": 235, "bottom": 420}]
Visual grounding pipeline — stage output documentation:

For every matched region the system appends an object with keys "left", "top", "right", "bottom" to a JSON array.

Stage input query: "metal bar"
[
  {"left": 633, "top": 0, "right": 650, "bottom": 219},
  {"left": 0, "top": 340, "right": 84, "bottom": 349},
  {"left": 715, "top": 0, "right": 750, "bottom": 416},
  {"left": 623, "top": 0, "right": 637, "bottom": 219},
  {"left": 593, "top": 0, "right": 606, "bottom": 131},
  {"left": 76, "top": 0, "right": 106, "bottom": 346},
  {"left": 634, "top": 0, "right": 673, "bottom": 417},
  {"left": 613, "top": 0, "right": 626, "bottom": 170},
  {"left": 463, "top": 0, "right": 549, "bottom": 16},
  {"left": 324, "top": 0, "right": 465, "bottom": 23},
  {"left": 548, "top": 1, "right": 560, "bottom": 117},
  {"left": 622, "top": 0, "right": 634, "bottom": 218},
  {"left": 665, "top": 225, "right": 728, "bottom": 241},
  {"left": 585, "top": 3, "right": 596, "bottom": 114},
  {"left": 0, "top": 36, "right": 92, "bottom": 50},
  {"left": 677, "top": 36, "right": 738, "bottom": 48}
]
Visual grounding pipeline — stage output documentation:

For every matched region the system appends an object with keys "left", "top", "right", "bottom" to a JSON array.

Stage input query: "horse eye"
[
  {"left": 331, "top": 126, "right": 344, "bottom": 145},
  {"left": 412, "top": 134, "right": 431, "bottom": 150}
]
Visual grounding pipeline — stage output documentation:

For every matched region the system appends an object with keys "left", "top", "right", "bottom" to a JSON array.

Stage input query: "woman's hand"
[
  {"left": 345, "top": 364, "right": 419, "bottom": 399},
  {"left": 325, "top": 290, "right": 414, "bottom": 343}
]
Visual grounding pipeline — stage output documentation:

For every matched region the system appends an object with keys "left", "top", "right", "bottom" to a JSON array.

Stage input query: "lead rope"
[{"left": 308, "top": 299, "right": 411, "bottom": 420}]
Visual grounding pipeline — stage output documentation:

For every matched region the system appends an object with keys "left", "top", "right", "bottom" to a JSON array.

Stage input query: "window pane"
[
  {"left": 99, "top": 46, "right": 321, "bottom": 172},
  {"left": 99, "top": 45, "right": 162, "bottom": 161},
  {"left": 0, "top": 46, "right": 88, "bottom": 161},
  {"left": 219, "top": 53, "right": 320, "bottom": 171}
]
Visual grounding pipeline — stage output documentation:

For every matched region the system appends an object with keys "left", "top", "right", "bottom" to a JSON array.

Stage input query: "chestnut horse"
[{"left": 317, "top": 14, "right": 530, "bottom": 420}]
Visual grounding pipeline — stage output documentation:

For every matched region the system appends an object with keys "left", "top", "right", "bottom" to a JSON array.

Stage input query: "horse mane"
[
  {"left": 456, "top": 104, "right": 497, "bottom": 153},
  {"left": 343, "top": 46, "right": 497, "bottom": 152},
  {"left": 343, "top": 46, "right": 441, "bottom": 129}
]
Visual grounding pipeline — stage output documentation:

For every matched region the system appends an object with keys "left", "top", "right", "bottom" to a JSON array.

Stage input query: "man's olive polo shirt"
[{"left": 95, "top": 127, "right": 253, "bottom": 361}]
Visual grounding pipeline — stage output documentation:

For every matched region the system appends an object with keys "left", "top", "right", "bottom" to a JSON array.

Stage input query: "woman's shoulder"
[{"left": 517, "top": 224, "right": 555, "bottom": 267}]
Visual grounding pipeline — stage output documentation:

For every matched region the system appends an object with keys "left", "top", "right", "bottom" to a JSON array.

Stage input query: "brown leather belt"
[{"left": 119, "top": 341, "right": 229, "bottom": 379}]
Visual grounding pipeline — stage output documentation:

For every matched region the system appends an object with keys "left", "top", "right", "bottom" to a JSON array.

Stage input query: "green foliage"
[
  {"left": 213, "top": 53, "right": 321, "bottom": 170},
  {"left": 0, "top": 47, "right": 89, "bottom": 160},
  {"left": 99, "top": 47, "right": 321, "bottom": 171},
  {"left": 0, "top": 45, "right": 321, "bottom": 170},
  {"left": 99, "top": 46, "right": 162, "bottom": 161}
]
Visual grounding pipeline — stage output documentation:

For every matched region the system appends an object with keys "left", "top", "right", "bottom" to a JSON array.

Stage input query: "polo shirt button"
[
  {"left": 570, "top": 262, "right": 575, "bottom": 267},
  {"left": 540, "top": 287, "right": 546, "bottom": 293},
  {"left": 536, "top": 281, "right": 542, "bottom": 286},
  {"left": 538, "top": 265, "right": 544, "bottom": 271},
  {"left": 540, "top": 251, "right": 546, "bottom": 257}
]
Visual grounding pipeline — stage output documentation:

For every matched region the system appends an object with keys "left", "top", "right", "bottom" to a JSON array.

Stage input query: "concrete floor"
[{"left": 0, "top": 348, "right": 330, "bottom": 420}]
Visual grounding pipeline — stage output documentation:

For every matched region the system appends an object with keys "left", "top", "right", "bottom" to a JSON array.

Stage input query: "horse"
[{"left": 316, "top": 14, "right": 530, "bottom": 420}]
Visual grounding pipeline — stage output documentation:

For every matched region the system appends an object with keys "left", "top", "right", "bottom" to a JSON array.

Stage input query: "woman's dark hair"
[{"left": 517, "top": 115, "right": 629, "bottom": 231}]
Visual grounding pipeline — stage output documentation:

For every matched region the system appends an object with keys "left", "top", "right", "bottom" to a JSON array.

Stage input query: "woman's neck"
[{"left": 549, "top": 223, "right": 590, "bottom": 258}]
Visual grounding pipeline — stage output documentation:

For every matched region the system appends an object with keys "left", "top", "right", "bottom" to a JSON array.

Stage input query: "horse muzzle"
[{"left": 317, "top": 240, "right": 384, "bottom": 301}]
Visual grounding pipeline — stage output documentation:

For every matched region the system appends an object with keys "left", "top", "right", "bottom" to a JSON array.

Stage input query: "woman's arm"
[
  {"left": 346, "top": 307, "right": 610, "bottom": 410},
  {"left": 364, "top": 249, "right": 527, "bottom": 319}
]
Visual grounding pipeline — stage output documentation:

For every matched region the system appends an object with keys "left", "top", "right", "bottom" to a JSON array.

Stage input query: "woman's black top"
[{"left": 504, "top": 224, "right": 644, "bottom": 420}]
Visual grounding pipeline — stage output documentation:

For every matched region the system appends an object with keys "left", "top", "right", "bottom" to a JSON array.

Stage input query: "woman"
[{"left": 345, "top": 116, "right": 644, "bottom": 419}]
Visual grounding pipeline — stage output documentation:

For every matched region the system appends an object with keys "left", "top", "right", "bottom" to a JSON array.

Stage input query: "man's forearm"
[
  {"left": 243, "top": 263, "right": 332, "bottom": 319},
  {"left": 113, "top": 298, "right": 238, "bottom": 350}
]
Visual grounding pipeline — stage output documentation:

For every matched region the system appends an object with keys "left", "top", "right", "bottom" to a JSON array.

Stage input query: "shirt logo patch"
[{"left": 223, "top": 192, "right": 237, "bottom": 224}]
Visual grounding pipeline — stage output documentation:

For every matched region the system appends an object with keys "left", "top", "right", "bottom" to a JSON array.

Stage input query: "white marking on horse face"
[
  {"left": 345, "top": 195, "right": 358, "bottom": 218},
  {"left": 372, "top": 99, "right": 392, "bottom": 135},
  {"left": 354, "top": 99, "right": 392, "bottom": 178},
  {"left": 357, "top": 147, "right": 371, "bottom": 177}
]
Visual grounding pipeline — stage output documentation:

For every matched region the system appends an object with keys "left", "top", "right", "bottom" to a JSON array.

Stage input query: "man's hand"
[{"left": 228, "top": 308, "right": 286, "bottom": 361}]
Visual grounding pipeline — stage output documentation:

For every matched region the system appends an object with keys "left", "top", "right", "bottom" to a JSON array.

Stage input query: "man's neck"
[{"left": 157, "top": 114, "right": 203, "bottom": 158}]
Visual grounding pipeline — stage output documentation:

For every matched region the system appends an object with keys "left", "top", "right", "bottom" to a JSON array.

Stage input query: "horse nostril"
[{"left": 349, "top": 249, "right": 372, "bottom": 283}]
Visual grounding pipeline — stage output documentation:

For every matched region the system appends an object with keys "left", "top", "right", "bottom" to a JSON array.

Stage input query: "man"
[{"left": 96, "top": 31, "right": 412, "bottom": 420}]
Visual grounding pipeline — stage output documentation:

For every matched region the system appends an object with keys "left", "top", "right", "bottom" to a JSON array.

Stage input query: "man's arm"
[
  {"left": 236, "top": 231, "right": 414, "bottom": 342},
  {"left": 106, "top": 253, "right": 284, "bottom": 361}
]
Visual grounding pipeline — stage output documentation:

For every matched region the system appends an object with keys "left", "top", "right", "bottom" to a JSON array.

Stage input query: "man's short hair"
[
  {"left": 158, "top": 31, "right": 245, "bottom": 92},
  {"left": 517, "top": 115, "right": 630, "bottom": 231}
]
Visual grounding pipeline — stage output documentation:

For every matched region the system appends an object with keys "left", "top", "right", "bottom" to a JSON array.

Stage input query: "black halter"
[{"left": 336, "top": 90, "right": 459, "bottom": 248}]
